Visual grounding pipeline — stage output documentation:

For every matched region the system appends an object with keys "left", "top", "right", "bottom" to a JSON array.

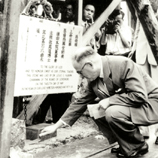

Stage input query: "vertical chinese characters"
[
  {"left": 74, "top": 34, "right": 78, "bottom": 47},
  {"left": 48, "top": 31, "right": 53, "bottom": 62},
  {"left": 40, "top": 30, "right": 46, "bottom": 62},
  {"left": 54, "top": 32, "right": 60, "bottom": 62},
  {"left": 69, "top": 30, "right": 73, "bottom": 46},
  {"left": 61, "top": 28, "right": 66, "bottom": 58}
]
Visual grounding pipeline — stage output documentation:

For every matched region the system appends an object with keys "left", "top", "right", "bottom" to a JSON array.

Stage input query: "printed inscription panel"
[{"left": 14, "top": 15, "right": 83, "bottom": 96}]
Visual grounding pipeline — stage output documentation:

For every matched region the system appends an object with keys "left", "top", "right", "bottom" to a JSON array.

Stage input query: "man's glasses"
[{"left": 77, "top": 63, "right": 87, "bottom": 75}]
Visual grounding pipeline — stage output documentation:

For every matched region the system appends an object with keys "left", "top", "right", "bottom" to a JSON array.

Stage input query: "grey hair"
[{"left": 72, "top": 46, "right": 95, "bottom": 63}]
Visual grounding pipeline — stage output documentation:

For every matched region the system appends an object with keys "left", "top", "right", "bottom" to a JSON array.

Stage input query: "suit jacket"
[{"left": 61, "top": 56, "right": 158, "bottom": 126}]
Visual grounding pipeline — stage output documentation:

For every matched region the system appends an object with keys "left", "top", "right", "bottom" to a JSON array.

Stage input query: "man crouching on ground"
[{"left": 40, "top": 46, "right": 158, "bottom": 158}]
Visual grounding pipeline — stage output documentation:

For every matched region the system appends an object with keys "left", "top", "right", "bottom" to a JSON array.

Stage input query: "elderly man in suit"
[{"left": 40, "top": 46, "right": 158, "bottom": 158}]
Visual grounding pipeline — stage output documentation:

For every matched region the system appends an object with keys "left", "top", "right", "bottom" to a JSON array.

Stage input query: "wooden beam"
[
  {"left": 126, "top": 0, "right": 137, "bottom": 22},
  {"left": 82, "top": 0, "right": 122, "bottom": 46},
  {"left": 17, "top": 95, "right": 47, "bottom": 121},
  {"left": 0, "top": 0, "right": 28, "bottom": 157},
  {"left": 127, "top": 0, "right": 158, "bottom": 63},
  {"left": 77, "top": 0, "right": 83, "bottom": 26}
]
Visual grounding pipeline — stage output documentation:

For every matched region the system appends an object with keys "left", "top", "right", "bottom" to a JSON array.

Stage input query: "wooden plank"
[
  {"left": 77, "top": 0, "right": 83, "bottom": 26},
  {"left": 17, "top": 95, "right": 47, "bottom": 120},
  {"left": 126, "top": 0, "right": 158, "bottom": 63},
  {"left": 0, "top": 0, "right": 28, "bottom": 157},
  {"left": 82, "top": 0, "right": 122, "bottom": 46},
  {"left": 0, "top": 13, "right": 2, "bottom": 104},
  {"left": 126, "top": 0, "right": 137, "bottom": 22}
]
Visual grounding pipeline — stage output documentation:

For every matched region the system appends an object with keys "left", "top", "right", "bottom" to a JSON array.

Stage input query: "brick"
[
  {"left": 39, "top": 131, "right": 57, "bottom": 141},
  {"left": 26, "top": 123, "right": 56, "bottom": 140}
]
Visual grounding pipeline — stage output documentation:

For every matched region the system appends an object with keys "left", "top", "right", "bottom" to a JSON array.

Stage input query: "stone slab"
[
  {"left": 35, "top": 136, "right": 112, "bottom": 158},
  {"left": 34, "top": 132, "right": 158, "bottom": 158}
]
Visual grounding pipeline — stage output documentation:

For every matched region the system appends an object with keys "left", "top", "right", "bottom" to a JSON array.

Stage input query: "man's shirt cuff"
[{"left": 59, "top": 119, "right": 70, "bottom": 126}]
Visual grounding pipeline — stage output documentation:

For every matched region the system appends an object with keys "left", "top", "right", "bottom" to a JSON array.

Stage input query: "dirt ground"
[{"left": 23, "top": 114, "right": 103, "bottom": 156}]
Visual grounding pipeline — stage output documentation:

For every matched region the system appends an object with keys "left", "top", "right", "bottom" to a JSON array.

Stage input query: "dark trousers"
[
  {"left": 94, "top": 105, "right": 145, "bottom": 157},
  {"left": 34, "top": 93, "right": 72, "bottom": 123}
]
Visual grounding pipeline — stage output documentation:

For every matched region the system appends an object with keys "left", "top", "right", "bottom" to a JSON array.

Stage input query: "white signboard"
[{"left": 14, "top": 15, "right": 83, "bottom": 96}]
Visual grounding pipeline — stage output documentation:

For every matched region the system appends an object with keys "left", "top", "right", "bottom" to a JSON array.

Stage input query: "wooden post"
[
  {"left": 0, "top": 0, "right": 28, "bottom": 157},
  {"left": 82, "top": 0, "right": 122, "bottom": 46},
  {"left": 126, "top": 0, "right": 158, "bottom": 63},
  {"left": 77, "top": 0, "right": 83, "bottom": 26},
  {"left": 126, "top": 0, "right": 137, "bottom": 22}
]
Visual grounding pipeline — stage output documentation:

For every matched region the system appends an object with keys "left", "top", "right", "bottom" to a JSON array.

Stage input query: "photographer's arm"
[
  {"left": 114, "top": 19, "right": 131, "bottom": 48},
  {"left": 117, "top": 27, "right": 131, "bottom": 48}
]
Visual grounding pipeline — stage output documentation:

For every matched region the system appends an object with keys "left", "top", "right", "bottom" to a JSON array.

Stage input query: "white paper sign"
[{"left": 14, "top": 15, "right": 83, "bottom": 96}]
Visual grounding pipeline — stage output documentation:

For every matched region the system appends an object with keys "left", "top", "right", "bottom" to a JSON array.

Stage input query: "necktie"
[
  {"left": 100, "top": 78, "right": 104, "bottom": 85},
  {"left": 98, "top": 78, "right": 110, "bottom": 97}
]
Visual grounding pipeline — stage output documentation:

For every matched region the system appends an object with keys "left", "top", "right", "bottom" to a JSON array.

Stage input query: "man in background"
[
  {"left": 60, "top": 2, "right": 75, "bottom": 25},
  {"left": 82, "top": 4, "right": 101, "bottom": 51}
]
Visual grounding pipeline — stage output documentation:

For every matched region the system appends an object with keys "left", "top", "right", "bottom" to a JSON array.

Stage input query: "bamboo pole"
[{"left": 0, "top": 0, "right": 28, "bottom": 157}]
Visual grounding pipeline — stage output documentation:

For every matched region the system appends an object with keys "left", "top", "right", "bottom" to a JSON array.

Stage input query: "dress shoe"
[
  {"left": 116, "top": 142, "right": 148, "bottom": 158},
  {"left": 155, "top": 137, "right": 158, "bottom": 145},
  {"left": 111, "top": 147, "right": 121, "bottom": 153}
]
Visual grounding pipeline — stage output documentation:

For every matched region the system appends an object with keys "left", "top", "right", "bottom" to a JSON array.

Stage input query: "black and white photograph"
[{"left": 1, "top": 0, "right": 158, "bottom": 157}]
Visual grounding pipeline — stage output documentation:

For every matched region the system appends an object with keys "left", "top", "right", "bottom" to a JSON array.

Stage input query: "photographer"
[{"left": 100, "top": 9, "right": 133, "bottom": 57}]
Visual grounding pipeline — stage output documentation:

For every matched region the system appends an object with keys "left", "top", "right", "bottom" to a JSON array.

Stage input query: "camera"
[{"left": 104, "top": 19, "right": 121, "bottom": 34}]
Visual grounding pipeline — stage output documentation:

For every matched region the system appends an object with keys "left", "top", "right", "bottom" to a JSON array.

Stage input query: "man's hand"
[
  {"left": 87, "top": 15, "right": 94, "bottom": 24},
  {"left": 114, "top": 24, "right": 121, "bottom": 33},
  {"left": 39, "top": 124, "right": 57, "bottom": 138},
  {"left": 114, "top": 19, "right": 122, "bottom": 33},
  {"left": 39, "top": 119, "right": 64, "bottom": 138},
  {"left": 98, "top": 98, "right": 109, "bottom": 110}
]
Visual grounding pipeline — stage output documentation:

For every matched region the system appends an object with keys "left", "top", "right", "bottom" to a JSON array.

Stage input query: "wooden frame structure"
[
  {"left": 17, "top": 0, "right": 122, "bottom": 121},
  {"left": 0, "top": 0, "right": 158, "bottom": 157}
]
